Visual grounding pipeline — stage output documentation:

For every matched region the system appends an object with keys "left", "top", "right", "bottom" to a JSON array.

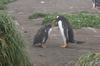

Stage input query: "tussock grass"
[
  {"left": 76, "top": 53, "right": 100, "bottom": 66},
  {"left": 0, "top": 0, "right": 16, "bottom": 10},
  {"left": 0, "top": 12, "right": 33, "bottom": 66}
]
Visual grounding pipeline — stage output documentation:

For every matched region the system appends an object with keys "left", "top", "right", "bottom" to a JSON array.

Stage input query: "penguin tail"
[
  {"left": 74, "top": 40, "right": 85, "bottom": 44},
  {"left": 69, "top": 40, "right": 85, "bottom": 44}
]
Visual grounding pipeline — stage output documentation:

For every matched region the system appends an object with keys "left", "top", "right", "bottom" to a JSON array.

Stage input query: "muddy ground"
[{"left": 7, "top": 0, "right": 100, "bottom": 66}]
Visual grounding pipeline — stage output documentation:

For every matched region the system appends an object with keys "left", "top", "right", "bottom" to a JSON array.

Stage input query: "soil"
[{"left": 7, "top": 0, "right": 100, "bottom": 66}]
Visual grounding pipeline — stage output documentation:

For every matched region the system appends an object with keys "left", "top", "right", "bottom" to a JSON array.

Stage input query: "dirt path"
[{"left": 7, "top": 0, "right": 100, "bottom": 66}]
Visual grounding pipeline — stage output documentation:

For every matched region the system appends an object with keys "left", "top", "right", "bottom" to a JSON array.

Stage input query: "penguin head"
[
  {"left": 44, "top": 24, "right": 52, "bottom": 32},
  {"left": 56, "top": 15, "right": 65, "bottom": 26},
  {"left": 56, "top": 15, "right": 69, "bottom": 24},
  {"left": 56, "top": 15, "right": 65, "bottom": 21}
]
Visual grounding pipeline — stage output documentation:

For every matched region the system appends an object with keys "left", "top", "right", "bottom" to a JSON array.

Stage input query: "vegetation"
[
  {"left": 76, "top": 52, "right": 100, "bottom": 66},
  {"left": 66, "top": 12, "right": 100, "bottom": 28},
  {"left": 0, "top": 0, "right": 16, "bottom": 10},
  {"left": 42, "top": 15, "right": 56, "bottom": 25},
  {"left": 0, "top": 11, "right": 32, "bottom": 66},
  {"left": 29, "top": 12, "right": 100, "bottom": 29},
  {"left": 29, "top": 12, "right": 49, "bottom": 19}
]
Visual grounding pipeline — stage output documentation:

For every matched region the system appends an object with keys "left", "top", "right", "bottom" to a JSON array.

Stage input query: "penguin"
[
  {"left": 56, "top": 15, "right": 76, "bottom": 48},
  {"left": 92, "top": 0, "right": 100, "bottom": 8},
  {"left": 33, "top": 24, "right": 52, "bottom": 48},
  {"left": 92, "top": 0, "right": 96, "bottom": 8}
]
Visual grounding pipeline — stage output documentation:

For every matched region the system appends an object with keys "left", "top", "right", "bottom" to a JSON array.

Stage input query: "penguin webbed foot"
[
  {"left": 41, "top": 44, "right": 47, "bottom": 48},
  {"left": 60, "top": 44, "right": 69, "bottom": 48}
]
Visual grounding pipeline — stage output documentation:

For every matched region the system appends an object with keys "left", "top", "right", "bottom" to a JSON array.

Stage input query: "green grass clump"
[
  {"left": 76, "top": 53, "right": 100, "bottom": 66},
  {"left": 30, "top": 12, "right": 100, "bottom": 29},
  {"left": 66, "top": 12, "right": 100, "bottom": 28},
  {"left": 0, "top": 0, "right": 15, "bottom": 4},
  {"left": 0, "top": 3, "right": 6, "bottom": 10},
  {"left": 0, "top": 0, "right": 16, "bottom": 10},
  {"left": 0, "top": 12, "right": 32, "bottom": 66},
  {"left": 42, "top": 15, "right": 56, "bottom": 25},
  {"left": 29, "top": 12, "right": 49, "bottom": 19}
]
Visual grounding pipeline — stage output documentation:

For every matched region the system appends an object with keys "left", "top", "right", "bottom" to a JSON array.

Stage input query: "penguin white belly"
[
  {"left": 48, "top": 28, "right": 52, "bottom": 36},
  {"left": 58, "top": 20, "right": 66, "bottom": 42}
]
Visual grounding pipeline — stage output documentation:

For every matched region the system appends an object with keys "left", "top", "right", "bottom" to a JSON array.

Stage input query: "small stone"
[
  {"left": 40, "top": 1, "right": 45, "bottom": 4},
  {"left": 24, "top": 31, "right": 28, "bottom": 33}
]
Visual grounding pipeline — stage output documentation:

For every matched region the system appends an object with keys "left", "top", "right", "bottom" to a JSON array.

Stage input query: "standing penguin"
[
  {"left": 92, "top": 0, "right": 100, "bottom": 8},
  {"left": 33, "top": 24, "right": 52, "bottom": 48},
  {"left": 56, "top": 16, "right": 75, "bottom": 48}
]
